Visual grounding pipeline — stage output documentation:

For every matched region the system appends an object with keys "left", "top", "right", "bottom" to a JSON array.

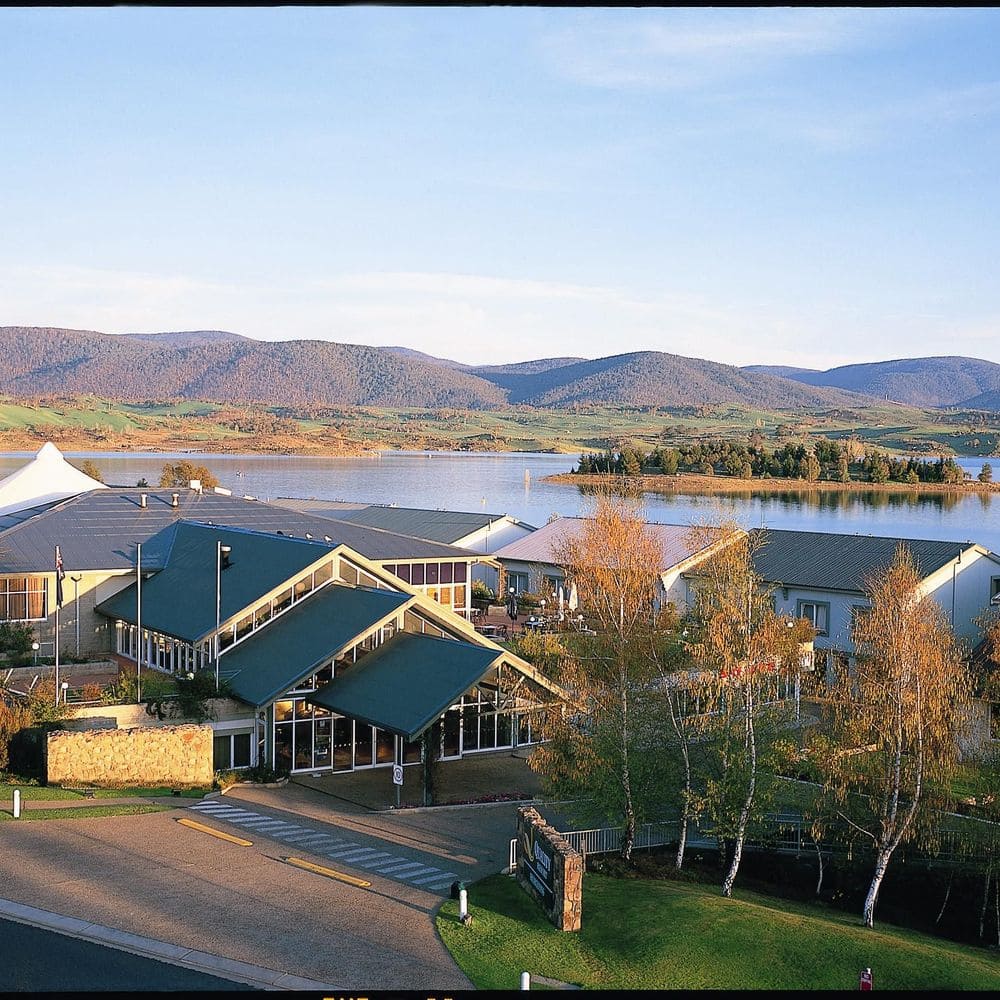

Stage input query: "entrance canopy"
[{"left": 307, "top": 632, "right": 504, "bottom": 741}]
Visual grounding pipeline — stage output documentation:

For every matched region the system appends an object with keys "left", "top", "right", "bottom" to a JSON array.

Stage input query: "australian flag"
[{"left": 55, "top": 545, "right": 65, "bottom": 608}]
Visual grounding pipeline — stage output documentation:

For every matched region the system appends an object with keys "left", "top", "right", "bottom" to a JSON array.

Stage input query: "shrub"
[
  {"left": 215, "top": 770, "right": 244, "bottom": 790},
  {"left": 471, "top": 580, "right": 496, "bottom": 602}
]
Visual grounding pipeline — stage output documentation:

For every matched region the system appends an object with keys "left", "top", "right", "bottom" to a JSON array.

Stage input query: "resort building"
[
  {"left": 494, "top": 516, "right": 731, "bottom": 613},
  {"left": 0, "top": 486, "right": 490, "bottom": 660},
  {"left": 270, "top": 498, "right": 536, "bottom": 593},
  {"left": 94, "top": 521, "right": 567, "bottom": 774}
]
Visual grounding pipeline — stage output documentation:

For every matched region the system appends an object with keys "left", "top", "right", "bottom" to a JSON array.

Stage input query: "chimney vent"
[
  {"left": 139, "top": 493, "right": 147, "bottom": 509},
  {"left": 171, "top": 493, "right": 179, "bottom": 508}
]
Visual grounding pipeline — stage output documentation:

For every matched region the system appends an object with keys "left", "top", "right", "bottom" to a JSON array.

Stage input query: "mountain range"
[{"left": 1, "top": 325, "right": 997, "bottom": 412}]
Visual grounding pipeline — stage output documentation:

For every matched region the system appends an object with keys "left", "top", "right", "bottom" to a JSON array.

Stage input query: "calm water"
[{"left": 2, "top": 449, "right": 998, "bottom": 553}]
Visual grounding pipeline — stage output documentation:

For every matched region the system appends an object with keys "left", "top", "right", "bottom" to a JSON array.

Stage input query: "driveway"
[{"left": 0, "top": 768, "right": 537, "bottom": 992}]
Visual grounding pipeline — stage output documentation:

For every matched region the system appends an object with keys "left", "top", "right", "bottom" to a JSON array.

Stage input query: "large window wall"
[{"left": 381, "top": 561, "right": 471, "bottom": 617}]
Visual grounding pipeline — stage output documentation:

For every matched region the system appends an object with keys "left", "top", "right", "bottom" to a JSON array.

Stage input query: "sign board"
[
  {"left": 515, "top": 806, "right": 582, "bottom": 931},
  {"left": 392, "top": 764, "right": 404, "bottom": 786},
  {"left": 859, "top": 968, "right": 872, "bottom": 991}
]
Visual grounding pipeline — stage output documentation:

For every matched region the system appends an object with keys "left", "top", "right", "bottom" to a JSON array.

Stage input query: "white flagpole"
[
  {"left": 216, "top": 540, "right": 221, "bottom": 693},
  {"left": 136, "top": 541, "right": 142, "bottom": 703},
  {"left": 53, "top": 551, "right": 59, "bottom": 708}
]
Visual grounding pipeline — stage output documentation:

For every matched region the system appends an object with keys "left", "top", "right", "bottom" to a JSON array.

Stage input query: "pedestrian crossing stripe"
[{"left": 186, "top": 801, "right": 463, "bottom": 895}]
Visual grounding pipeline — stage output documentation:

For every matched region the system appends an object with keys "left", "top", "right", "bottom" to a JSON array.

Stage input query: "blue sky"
[{"left": 1, "top": 7, "right": 998, "bottom": 368}]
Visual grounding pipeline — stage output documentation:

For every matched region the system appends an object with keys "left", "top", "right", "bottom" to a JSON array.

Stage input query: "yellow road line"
[
  {"left": 176, "top": 816, "right": 253, "bottom": 846},
  {"left": 285, "top": 856, "right": 372, "bottom": 888}
]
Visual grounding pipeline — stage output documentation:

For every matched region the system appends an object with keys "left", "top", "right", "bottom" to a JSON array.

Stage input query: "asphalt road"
[{"left": 0, "top": 917, "right": 250, "bottom": 991}]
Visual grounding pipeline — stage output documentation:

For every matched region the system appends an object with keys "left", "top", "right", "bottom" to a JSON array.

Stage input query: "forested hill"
[
  {"left": 0, "top": 326, "right": 882, "bottom": 410},
  {"left": 744, "top": 356, "right": 1000, "bottom": 408},
  {"left": 470, "top": 351, "right": 865, "bottom": 408},
  {"left": 0, "top": 327, "right": 506, "bottom": 407}
]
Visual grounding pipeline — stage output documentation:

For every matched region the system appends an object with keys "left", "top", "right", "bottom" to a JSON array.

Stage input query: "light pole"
[
  {"left": 31, "top": 642, "right": 39, "bottom": 667},
  {"left": 216, "top": 541, "right": 231, "bottom": 693},
  {"left": 71, "top": 575, "right": 82, "bottom": 657}
]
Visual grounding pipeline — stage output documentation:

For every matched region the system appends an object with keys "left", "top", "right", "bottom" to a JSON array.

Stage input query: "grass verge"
[
  {"left": 0, "top": 783, "right": 210, "bottom": 801},
  {"left": 0, "top": 804, "right": 169, "bottom": 821},
  {"left": 437, "top": 873, "right": 1000, "bottom": 991}
]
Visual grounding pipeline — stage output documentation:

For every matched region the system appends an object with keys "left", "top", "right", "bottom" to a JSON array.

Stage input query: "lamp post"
[
  {"left": 71, "top": 575, "right": 82, "bottom": 657},
  {"left": 216, "top": 541, "right": 231, "bottom": 693},
  {"left": 31, "top": 642, "right": 39, "bottom": 666}
]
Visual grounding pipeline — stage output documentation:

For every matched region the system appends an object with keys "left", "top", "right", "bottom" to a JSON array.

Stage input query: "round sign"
[{"left": 392, "top": 764, "right": 404, "bottom": 786}]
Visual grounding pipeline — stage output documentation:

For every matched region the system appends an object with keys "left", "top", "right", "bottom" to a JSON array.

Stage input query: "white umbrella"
[
  {"left": 557, "top": 584, "right": 564, "bottom": 613},
  {"left": 567, "top": 582, "right": 578, "bottom": 612}
]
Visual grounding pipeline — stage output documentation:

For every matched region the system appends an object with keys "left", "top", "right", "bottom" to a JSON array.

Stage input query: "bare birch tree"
[{"left": 820, "top": 545, "right": 971, "bottom": 928}]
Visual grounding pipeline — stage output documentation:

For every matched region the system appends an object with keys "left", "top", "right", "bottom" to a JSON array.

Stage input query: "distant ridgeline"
[{"left": 574, "top": 439, "right": 980, "bottom": 486}]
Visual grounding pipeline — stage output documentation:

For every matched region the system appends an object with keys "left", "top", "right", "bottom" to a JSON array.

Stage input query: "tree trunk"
[
  {"left": 814, "top": 839, "right": 825, "bottom": 898},
  {"left": 863, "top": 847, "right": 894, "bottom": 928},
  {"left": 721, "top": 686, "right": 756, "bottom": 899},
  {"left": 675, "top": 740, "right": 692, "bottom": 870},
  {"left": 935, "top": 871, "right": 953, "bottom": 925},
  {"left": 980, "top": 863, "right": 992, "bottom": 940}
]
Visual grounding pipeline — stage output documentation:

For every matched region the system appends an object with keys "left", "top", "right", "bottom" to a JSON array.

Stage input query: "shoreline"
[{"left": 544, "top": 471, "right": 1000, "bottom": 496}]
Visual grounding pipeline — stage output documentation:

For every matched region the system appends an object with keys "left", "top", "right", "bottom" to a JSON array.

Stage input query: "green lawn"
[
  {"left": 438, "top": 873, "right": 1000, "bottom": 991},
  {"left": 0, "top": 783, "right": 209, "bottom": 801},
  {"left": 0, "top": 804, "right": 169, "bottom": 821}
]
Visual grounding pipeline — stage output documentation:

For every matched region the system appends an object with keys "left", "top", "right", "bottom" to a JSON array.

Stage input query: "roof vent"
[
  {"left": 323, "top": 535, "right": 332, "bottom": 543},
  {"left": 220, "top": 544, "right": 232, "bottom": 569},
  {"left": 189, "top": 479, "right": 202, "bottom": 493},
  {"left": 139, "top": 493, "right": 147, "bottom": 509},
  {"left": 171, "top": 493, "right": 179, "bottom": 508},
  {"left": 305, "top": 532, "right": 313, "bottom": 540}
]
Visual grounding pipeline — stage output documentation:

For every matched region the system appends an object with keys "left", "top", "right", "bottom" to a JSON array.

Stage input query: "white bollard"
[
  {"left": 520, "top": 971, "right": 530, "bottom": 990},
  {"left": 458, "top": 887, "right": 468, "bottom": 921},
  {"left": 12, "top": 789, "right": 20, "bottom": 819}
]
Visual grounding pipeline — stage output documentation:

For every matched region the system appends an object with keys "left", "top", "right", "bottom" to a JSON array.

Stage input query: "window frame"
[{"left": 797, "top": 599, "right": 831, "bottom": 637}]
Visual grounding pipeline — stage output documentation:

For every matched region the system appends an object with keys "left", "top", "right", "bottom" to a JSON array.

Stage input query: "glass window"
[
  {"left": 508, "top": 572, "right": 529, "bottom": 594},
  {"left": 333, "top": 716, "right": 353, "bottom": 770},
  {"left": 376, "top": 728, "right": 395, "bottom": 764},
  {"left": 382, "top": 564, "right": 396, "bottom": 577},
  {"left": 462, "top": 710, "right": 479, "bottom": 753},
  {"left": 254, "top": 602, "right": 272, "bottom": 628},
  {"left": 314, "top": 561, "right": 333, "bottom": 587},
  {"left": 294, "top": 699, "right": 314, "bottom": 718},
  {"left": 341, "top": 562, "right": 359, "bottom": 585},
  {"left": 797, "top": 600, "right": 830, "bottom": 636},
  {"left": 426, "top": 563, "right": 439, "bottom": 585},
  {"left": 213, "top": 735, "right": 232, "bottom": 771},
  {"left": 274, "top": 588, "right": 293, "bottom": 613},
  {"left": 410, "top": 564, "right": 425, "bottom": 586},
  {"left": 395, "top": 563, "right": 411, "bottom": 583},
  {"left": 234, "top": 613, "right": 253, "bottom": 642},
  {"left": 218, "top": 627, "right": 235, "bottom": 651},
  {"left": 439, "top": 587, "right": 452, "bottom": 606},
  {"left": 294, "top": 722, "right": 313, "bottom": 769},
  {"left": 454, "top": 562, "right": 467, "bottom": 583},
  {"left": 0, "top": 576, "right": 47, "bottom": 621},
  {"left": 315, "top": 663, "right": 333, "bottom": 686},
  {"left": 274, "top": 724, "right": 293, "bottom": 772},
  {"left": 440, "top": 563, "right": 453, "bottom": 584},
  {"left": 314, "top": 718, "right": 332, "bottom": 767},
  {"left": 274, "top": 700, "right": 295, "bottom": 723},
  {"left": 454, "top": 584, "right": 466, "bottom": 610},
  {"left": 294, "top": 576, "right": 313, "bottom": 600},
  {"left": 233, "top": 733, "right": 252, "bottom": 768},
  {"left": 355, "top": 724, "right": 374, "bottom": 767}
]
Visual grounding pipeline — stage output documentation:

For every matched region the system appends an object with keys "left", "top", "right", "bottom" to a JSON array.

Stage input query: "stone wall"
[
  {"left": 516, "top": 806, "right": 583, "bottom": 932},
  {"left": 47, "top": 724, "right": 213, "bottom": 788}
]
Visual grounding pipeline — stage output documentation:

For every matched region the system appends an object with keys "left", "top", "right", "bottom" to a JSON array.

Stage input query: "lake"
[{"left": 2, "top": 449, "right": 998, "bottom": 553}]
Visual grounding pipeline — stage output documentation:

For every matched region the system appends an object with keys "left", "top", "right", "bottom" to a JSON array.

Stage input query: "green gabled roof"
[
  {"left": 218, "top": 583, "right": 412, "bottom": 707},
  {"left": 95, "top": 521, "right": 336, "bottom": 641},
  {"left": 306, "top": 632, "right": 503, "bottom": 741}
]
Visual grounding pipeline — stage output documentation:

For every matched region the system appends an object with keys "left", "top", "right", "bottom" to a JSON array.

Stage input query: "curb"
[{"left": 0, "top": 896, "right": 341, "bottom": 991}]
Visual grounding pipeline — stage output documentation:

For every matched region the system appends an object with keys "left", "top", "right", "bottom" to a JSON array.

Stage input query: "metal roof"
[
  {"left": 95, "top": 522, "right": 340, "bottom": 641},
  {"left": 493, "top": 516, "right": 725, "bottom": 572},
  {"left": 217, "top": 584, "right": 412, "bottom": 707},
  {"left": 307, "top": 632, "right": 503, "bottom": 740},
  {"left": 0, "top": 488, "right": 474, "bottom": 574},
  {"left": 271, "top": 498, "right": 533, "bottom": 544},
  {"left": 749, "top": 528, "right": 976, "bottom": 593}
]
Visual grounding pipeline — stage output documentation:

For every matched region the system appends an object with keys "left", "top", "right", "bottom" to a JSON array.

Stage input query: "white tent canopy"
[{"left": 0, "top": 442, "right": 107, "bottom": 516}]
